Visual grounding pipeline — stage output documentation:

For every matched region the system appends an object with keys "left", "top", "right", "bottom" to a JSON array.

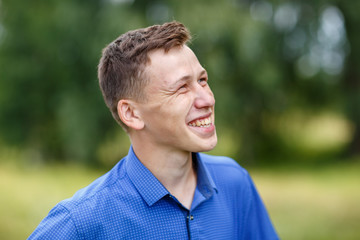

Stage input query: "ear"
[{"left": 117, "top": 99, "right": 145, "bottom": 130}]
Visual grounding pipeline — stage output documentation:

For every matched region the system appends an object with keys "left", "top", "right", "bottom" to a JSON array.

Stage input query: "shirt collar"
[
  {"left": 125, "top": 146, "right": 217, "bottom": 207},
  {"left": 126, "top": 146, "right": 169, "bottom": 207},
  {"left": 193, "top": 152, "right": 218, "bottom": 198}
]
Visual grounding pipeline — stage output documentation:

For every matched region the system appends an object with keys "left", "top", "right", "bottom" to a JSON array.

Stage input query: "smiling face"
[{"left": 134, "top": 45, "right": 217, "bottom": 154}]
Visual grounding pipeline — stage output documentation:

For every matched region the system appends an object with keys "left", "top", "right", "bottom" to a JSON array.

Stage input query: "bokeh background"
[{"left": 0, "top": 0, "right": 359, "bottom": 239}]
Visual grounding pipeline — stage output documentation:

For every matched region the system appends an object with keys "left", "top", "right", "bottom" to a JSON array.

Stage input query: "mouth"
[{"left": 187, "top": 116, "right": 213, "bottom": 128}]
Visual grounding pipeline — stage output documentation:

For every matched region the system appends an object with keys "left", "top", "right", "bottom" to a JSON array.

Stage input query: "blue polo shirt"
[{"left": 29, "top": 147, "right": 278, "bottom": 239}]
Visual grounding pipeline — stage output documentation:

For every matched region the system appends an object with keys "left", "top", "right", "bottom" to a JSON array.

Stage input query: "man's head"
[
  {"left": 98, "top": 21, "right": 217, "bottom": 153},
  {"left": 98, "top": 21, "right": 191, "bottom": 131}
]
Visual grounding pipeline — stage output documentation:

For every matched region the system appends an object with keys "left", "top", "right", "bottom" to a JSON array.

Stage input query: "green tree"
[{"left": 0, "top": 0, "right": 358, "bottom": 166}]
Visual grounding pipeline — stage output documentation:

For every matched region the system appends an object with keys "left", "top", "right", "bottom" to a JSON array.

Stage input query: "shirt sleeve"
[
  {"left": 28, "top": 204, "right": 79, "bottom": 240},
  {"left": 243, "top": 173, "right": 280, "bottom": 240}
]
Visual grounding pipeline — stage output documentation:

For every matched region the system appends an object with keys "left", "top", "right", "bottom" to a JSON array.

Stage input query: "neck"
[{"left": 131, "top": 140, "right": 197, "bottom": 209}]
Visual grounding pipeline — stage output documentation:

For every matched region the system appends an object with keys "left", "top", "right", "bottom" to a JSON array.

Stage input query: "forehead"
[{"left": 145, "top": 46, "right": 204, "bottom": 84}]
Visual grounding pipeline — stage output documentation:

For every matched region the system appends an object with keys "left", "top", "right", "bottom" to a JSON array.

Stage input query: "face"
[{"left": 135, "top": 45, "right": 217, "bottom": 154}]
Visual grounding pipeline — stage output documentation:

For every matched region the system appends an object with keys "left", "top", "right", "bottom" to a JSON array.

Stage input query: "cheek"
[
  {"left": 174, "top": 97, "right": 194, "bottom": 118},
  {"left": 163, "top": 94, "right": 193, "bottom": 115},
  {"left": 143, "top": 94, "right": 194, "bottom": 126}
]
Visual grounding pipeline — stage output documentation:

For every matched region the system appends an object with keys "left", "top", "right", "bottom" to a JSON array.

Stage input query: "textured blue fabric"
[{"left": 28, "top": 147, "right": 279, "bottom": 239}]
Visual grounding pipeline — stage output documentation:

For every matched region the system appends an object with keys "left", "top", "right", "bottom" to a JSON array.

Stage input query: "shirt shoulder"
[
  {"left": 198, "top": 154, "right": 279, "bottom": 239},
  {"left": 198, "top": 153, "right": 253, "bottom": 193},
  {"left": 61, "top": 159, "right": 126, "bottom": 210},
  {"left": 199, "top": 153, "right": 248, "bottom": 176},
  {"left": 29, "top": 158, "right": 130, "bottom": 239}
]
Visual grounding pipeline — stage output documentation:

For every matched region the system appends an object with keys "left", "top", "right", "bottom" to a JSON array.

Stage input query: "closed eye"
[
  {"left": 198, "top": 77, "right": 208, "bottom": 86},
  {"left": 177, "top": 84, "right": 188, "bottom": 93}
]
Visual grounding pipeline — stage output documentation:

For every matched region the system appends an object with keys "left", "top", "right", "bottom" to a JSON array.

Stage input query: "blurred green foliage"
[{"left": 0, "top": 0, "right": 359, "bottom": 166}]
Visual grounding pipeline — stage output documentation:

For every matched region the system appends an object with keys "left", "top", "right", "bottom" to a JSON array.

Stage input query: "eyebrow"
[{"left": 198, "top": 69, "right": 208, "bottom": 78}]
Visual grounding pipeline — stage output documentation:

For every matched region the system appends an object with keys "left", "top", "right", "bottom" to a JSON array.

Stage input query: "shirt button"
[{"left": 190, "top": 215, "right": 194, "bottom": 220}]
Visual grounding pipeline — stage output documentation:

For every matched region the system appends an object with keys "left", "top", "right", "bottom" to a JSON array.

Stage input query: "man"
[{"left": 29, "top": 21, "right": 278, "bottom": 239}]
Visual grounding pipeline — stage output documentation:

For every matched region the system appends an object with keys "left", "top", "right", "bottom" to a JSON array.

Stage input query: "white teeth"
[
  {"left": 188, "top": 117, "right": 212, "bottom": 127},
  {"left": 196, "top": 120, "right": 201, "bottom": 127}
]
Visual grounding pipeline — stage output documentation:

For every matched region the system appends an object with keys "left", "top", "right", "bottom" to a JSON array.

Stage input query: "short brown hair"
[{"left": 98, "top": 21, "right": 191, "bottom": 130}]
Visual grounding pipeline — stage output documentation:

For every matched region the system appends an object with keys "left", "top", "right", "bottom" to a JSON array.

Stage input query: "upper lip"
[{"left": 187, "top": 112, "right": 212, "bottom": 124}]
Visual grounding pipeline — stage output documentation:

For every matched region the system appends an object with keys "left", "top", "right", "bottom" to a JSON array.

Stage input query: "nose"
[{"left": 194, "top": 85, "right": 215, "bottom": 109}]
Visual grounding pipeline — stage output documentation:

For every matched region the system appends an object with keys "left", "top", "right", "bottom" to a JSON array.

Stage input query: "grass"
[
  {"left": 249, "top": 162, "right": 360, "bottom": 240},
  {"left": 0, "top": 160, "right": 106, "bottom": 240},
  {"left": 1, "top": 158, "right": 360, "bottom": 239}
]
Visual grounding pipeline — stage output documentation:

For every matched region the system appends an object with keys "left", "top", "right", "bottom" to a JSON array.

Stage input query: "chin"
[
  {"left": 203, "top": 143, "right": 217, "bottom": 152},
  {"left": 195, "top": 138, "right": 218, "bottom": 153}
]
